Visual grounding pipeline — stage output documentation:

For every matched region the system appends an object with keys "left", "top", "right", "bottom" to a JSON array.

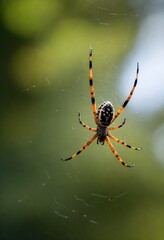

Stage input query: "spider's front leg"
[
  {"left": 106, "top": 137, "right": 135, "bottom": 167},
  {"left": 61, "top": 133, "right": 98, "bottom": 161},
  {"left": 108, "top": 133, "right": 142, "bottom": 150}
]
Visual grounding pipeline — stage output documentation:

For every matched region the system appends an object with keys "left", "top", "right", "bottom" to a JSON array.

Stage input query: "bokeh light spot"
[{"left": 153, "top": 124, "right": 164, "bottom": 165}]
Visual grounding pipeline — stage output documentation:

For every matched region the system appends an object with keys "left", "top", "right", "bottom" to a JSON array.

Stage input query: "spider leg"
[
  {"left": 105, "top": 137, "right": 134, "bottom": 167},
  {"left": 108, "top": 133, "right": 142, "bottom": 150},
  {"left": 78, "top": 112, "right": 97, "bottom": 132},
  {"left": 108, "top": 118, "right": 126, "bottom": 130},
  {"left": 61, "top": 133, "right": 98, "bottom": 161},
  {"left": 111, "top": 63, "right": 139, "bottom": 123},
  {"left": 89, "top": 48, "right": 98, "bottom": 124}
]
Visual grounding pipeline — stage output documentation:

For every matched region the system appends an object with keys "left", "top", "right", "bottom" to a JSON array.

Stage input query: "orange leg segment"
[
  {"left": 78, "top": 112, "right": 96, "bottom": 132},
  {"left": 61, "top": 133, "right": 98, "bottom": 161},
  {"left": 111, "top": 63, "right": 139, "bottom": 123},
  {"left": 108, "top": 133, "right": 142, "bottom": 150},
  {"left": 105, "top": 137, "right": 134, "bottom": 167},
  {"left": 89, "top": 48, "right": 98, "bottom": 124},
  {"left": 108, "top": 118, "right": 126, "bottom": 130}
]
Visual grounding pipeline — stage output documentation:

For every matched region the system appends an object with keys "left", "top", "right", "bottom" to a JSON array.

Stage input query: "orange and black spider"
[{"left": 62, "top": 48, "right": 142, "bottom": 167}]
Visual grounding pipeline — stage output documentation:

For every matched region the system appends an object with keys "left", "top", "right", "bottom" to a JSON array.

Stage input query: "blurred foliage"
[
  {"left": 2, "top": 0, "right": 59, "bottom": 37},
  {"left": 0, "top": 0, "right": 164, "bottom": 240}
]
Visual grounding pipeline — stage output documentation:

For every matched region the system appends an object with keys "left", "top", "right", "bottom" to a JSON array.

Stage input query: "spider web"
[
  {"left": 19, "top": 0, "right": 144, "bottom": 217},
  {"left": 18, "top": 1, "right": 138, "bottom": 225}
]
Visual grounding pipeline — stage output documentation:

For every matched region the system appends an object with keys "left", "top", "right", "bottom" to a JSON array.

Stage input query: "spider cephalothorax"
[
  {"left": 62, "top": 48, "right": 142, "bottom": 167},
  {"left": 96, "top": 125, "right": 108, "bottom": 145}
]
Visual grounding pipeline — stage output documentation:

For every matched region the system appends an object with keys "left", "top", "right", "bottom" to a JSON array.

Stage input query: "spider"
[{"left": 62, "top": 48, "right": 142, "bottom": 167}]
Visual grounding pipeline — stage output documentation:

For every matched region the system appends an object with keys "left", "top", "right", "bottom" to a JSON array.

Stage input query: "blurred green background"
[{"left": 1, "top": 0, "right": 164, "bottom": 239}]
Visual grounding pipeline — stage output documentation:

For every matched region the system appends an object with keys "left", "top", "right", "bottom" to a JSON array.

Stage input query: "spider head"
[
  {"left": 96, "top": 101, "right": 114, "bottom": 127},
  {"left": 97, "top": 125, "right": 108, "bottom": 145}
]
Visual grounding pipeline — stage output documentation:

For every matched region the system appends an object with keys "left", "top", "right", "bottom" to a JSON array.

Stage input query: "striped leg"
[
  {"left": 108, "top": 118, "right": 126, "bottom": 130},
  {"left": 61, "top": 133, "right": 97, "bottom": 161},
  {"left": 105, "top": 137, "right": 134, "bottom": 167},
  {"left": 78, "top": 112, "right": 96, "bottom": 132},
  {"left": 111, "top": 63, "right": 139, "bottom": 123},
  {"left": 89, "top": 48, "right": 98, "bottom": 124},
  {"left": 108, "top": 133, "right": 142, "bottom": 150}
]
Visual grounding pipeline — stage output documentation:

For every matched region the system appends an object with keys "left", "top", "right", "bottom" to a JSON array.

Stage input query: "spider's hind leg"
[
  {"left": 89, "top": 48, "right": 98, "bottom": 124},
  {"left": 111, "top": 63, "right": 139, "bottom": 123}
]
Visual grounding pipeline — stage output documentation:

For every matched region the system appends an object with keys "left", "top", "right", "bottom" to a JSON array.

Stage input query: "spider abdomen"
[{"left": 97, "top": 101, "right": 114, "bottom": 127}]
